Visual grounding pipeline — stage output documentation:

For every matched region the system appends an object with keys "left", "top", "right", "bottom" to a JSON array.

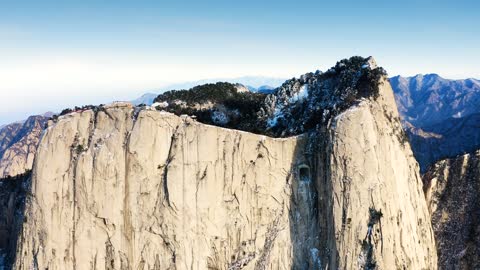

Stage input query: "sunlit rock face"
[{"left": 14, "top": 58, "right": 436, "bottom": 269}]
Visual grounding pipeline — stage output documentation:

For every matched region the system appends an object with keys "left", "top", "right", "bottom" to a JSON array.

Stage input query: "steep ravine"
[{"left": 13, "top": 73, "right": 436, "bottom": 269}]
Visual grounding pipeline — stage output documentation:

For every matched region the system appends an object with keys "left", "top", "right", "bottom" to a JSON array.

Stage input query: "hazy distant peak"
[
  {"left": 131, "top": 93, "right": 158, "bottom": 105},
  {"left": 391, "top": 72, "right": 480, "bottom": 171},
  {"left": 42, "top": 111, "right": 55, "bottom": 118}
]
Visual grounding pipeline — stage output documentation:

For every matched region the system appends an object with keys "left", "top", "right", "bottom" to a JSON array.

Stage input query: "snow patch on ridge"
[
  {"left": 267, "top": 84, "right": 309, "bottom": 128},
  {"left": 267, "top": 106, "right": 285, "bottom": 128},
  {"left": 289, "top": 85, "right": 309, "bottom": 103},
  {"left": 332, "top": 99, "right": 367, "bottom": 125},
  {"left": 310, "top": 248, "right": 321, "bottom": 268}
]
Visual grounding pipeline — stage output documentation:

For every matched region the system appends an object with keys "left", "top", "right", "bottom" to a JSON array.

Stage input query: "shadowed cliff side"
[
  {"left": 0, "top": 171, "right": 31, "bottom": 269},
  {"left": 424, "top": 150, "right": 480, "bottom": 269}
]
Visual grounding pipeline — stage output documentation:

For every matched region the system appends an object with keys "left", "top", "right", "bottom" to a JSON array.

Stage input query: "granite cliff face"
[
  {"left": 0, "top": 115, "right": 48, "bottom": 178},
  {"left": 13, "top": 57, "right": 436, "bottom": 269},
  {"left": 424, "top": 150, "right": 480, "bottom": 269}
]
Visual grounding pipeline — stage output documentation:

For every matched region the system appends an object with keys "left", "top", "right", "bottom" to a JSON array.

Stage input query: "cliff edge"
[{"left": 14, "top": 57, "right": 436, "bottom": 269}]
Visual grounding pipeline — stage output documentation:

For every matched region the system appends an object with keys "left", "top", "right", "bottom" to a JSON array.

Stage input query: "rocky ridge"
[
  {"left": 0, "top": 115, "right": 48, "bottom": 178},
  {"left": 391, "top": 74, "right": 480, "bottom": 128},
  {"left": 13, "top": 57, "right": 437, "bottom": 269}
]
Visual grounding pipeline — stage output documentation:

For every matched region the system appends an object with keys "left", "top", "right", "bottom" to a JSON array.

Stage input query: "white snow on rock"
[
  {"left": 310, "top": 248, "right": 321, "bottom": 268},
  {"left": 267, "top": 106, "right": 285, "bottom": 128},
  {"left": 152, "top": 101, "right": 169, "bottom": 108},
  {"left": 453, "top": 111, "right": 462, "bottom": 118},
  {"left": 212, "top": 110, "right": 229, "bottom": 125},
  {"left": 289, "top": 85, "right": 309, "bottom": 103},
  {"left": 332, "top": 99, "right": 367, "bottom": 124},
  {"left": 234, "top": 83, "right": 250, "bottom": 93},
  {"left": 363, "top": 56, "right": 378, "bottom": 69},
  {"left": 267, "top": 84, "right": 309, "bottom": 128}
]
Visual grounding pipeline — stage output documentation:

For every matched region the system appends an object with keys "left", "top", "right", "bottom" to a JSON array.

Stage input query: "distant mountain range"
[
  {"left": 131, "top": 93, "right": 158, "bottom": 106},
  {"left": 391, "top": 74, "right": 480, "bottom": 127},
  {"left": 162, "top": 76, "right": 287, "bottom": 91},
  {"left": 0, "top": 115, "right": 49, "bottom": 178},
  {"left": 390, "top": 74, "right": 480, "bottom": 171}
]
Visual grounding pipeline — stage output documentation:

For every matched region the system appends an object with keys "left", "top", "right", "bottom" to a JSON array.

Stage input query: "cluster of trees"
[
  {"left": 326, "top": 56, "right": 387, "bottom": 99},
  {"left": 154, "top": 82, "right": 268, "bottom": 133},
  {"left": 264, "top": 56, "right": 388, "bottom": 137},
  {"left": 154, "top": 82, "right": 240, "bottom": 105},
  {"left": 49, "top": 105, "right": 101, "bottom": 122}
]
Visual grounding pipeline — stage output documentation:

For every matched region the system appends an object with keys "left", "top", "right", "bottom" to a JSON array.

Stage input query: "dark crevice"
[
  {"left": 162, "top": 126, "right": 180, "bottom": 208},
  {"left": 289, "top": 131, "right": 322, "bottom": 269},
  {"left": 360, "top": 207, "right": 383, "bottom": 270},
  {"left": 254, "top": 212, "right": 283, "bottom": 270},
  {"left": 105, "top": 236, "right": 115, "bottom": 270},
  {"left": 70, "top": 134, "right": 82, "bottom": 270}
]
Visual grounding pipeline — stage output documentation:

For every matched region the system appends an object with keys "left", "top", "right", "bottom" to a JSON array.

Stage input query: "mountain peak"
[
  {"left": 151, "top": 56, "right": 388, "bottom": 137},
  {"left": 365, "top": 56, "right": 377, "bottom": 69}
]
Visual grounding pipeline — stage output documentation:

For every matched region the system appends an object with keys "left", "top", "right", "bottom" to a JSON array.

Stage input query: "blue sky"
[{"left": 0, "top": 0, "right": 479, "bottom": 124}]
